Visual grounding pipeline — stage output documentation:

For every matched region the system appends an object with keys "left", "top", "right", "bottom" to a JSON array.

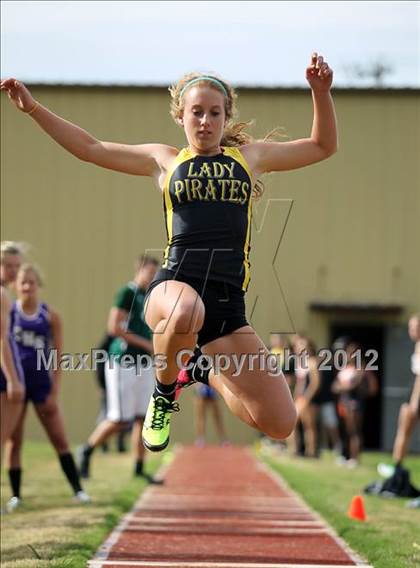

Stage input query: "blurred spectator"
[
  {"left": 94, "top": 333, "right": 129, "bottom": 453},
  {"left": 77, "top": 255, "right": 161, "bottom": 483},
  {"left": 194, "top": 383, "right": 229, "bottom": 447},
  {"left": 269, "top": 333, "right": 295, "bottom": 389},
  {"left": 312, "top": 366, "right": 341, "bottom": 457},
  {"left": 377, "top": 314, "right": 420, "bottom": 508},
  {"left": 333, "top": 341, "right": 378, "bottom": 467},
  {"left": 290, "top": 334, "right": 320, "bottom": 458},
  {"left": 330, "top": 336, "right": 352, "bottom": 461}
]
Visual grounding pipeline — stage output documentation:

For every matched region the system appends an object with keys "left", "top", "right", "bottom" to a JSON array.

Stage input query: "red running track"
[{"left": 89, "top": 446, "right": 372, "bottom": 568}]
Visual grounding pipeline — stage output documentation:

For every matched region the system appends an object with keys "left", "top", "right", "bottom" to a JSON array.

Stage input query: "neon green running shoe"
[{"left": 142, "top": 395, "right": 180, "bottom": 452}]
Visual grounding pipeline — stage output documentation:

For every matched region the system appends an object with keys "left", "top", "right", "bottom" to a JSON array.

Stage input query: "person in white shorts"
[
  {"left": 105, "top": 359, "right": 155, "bottom": 423},
  {"left": 77, "top": 255, "right": 162, "bottom": 482}
]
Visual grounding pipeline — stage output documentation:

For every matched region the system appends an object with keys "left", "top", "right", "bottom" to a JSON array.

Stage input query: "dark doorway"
[{"left": 330, "top": 323, "right": 384, "bottom": 450}]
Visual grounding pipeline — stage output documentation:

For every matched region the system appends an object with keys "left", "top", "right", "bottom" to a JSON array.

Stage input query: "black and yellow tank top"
[{"left": 162, "top": 147, "right": 253, "bottom": 291}]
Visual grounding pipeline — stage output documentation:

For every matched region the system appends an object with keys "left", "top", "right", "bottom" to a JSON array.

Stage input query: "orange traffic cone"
[{"left": 347, "top": 495, "right": 366, "bottom": 521}]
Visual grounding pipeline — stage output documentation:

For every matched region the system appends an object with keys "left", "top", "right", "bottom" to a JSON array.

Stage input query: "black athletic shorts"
[{"left": 145, "top": 268, "right": 248, "bottom": 348}]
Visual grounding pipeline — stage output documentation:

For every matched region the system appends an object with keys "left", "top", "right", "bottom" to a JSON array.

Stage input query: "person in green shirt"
[{"left": 77, "top": 255, "right": 161, "bottom": 482}]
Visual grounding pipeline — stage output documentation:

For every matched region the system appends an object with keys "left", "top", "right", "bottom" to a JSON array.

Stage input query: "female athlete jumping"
[{"left": 1, "top": 53, "right": 337, "bottom": 452}]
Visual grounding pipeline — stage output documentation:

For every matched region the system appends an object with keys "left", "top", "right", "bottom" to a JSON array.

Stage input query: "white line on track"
[
  {"left": 255, "top": 454, "right": 372, "bottom": 567},
  {"left": 124, "top": 525, "right": 329, "bottom": 535},
  {"left": 88, "top": 561, "right": 373, "bottom": 568},
  {"left": 141, "top": 495, "right": 299, "bottom": 503},
  {"left": 127, "top": 516, "right": 324, "bottom": 526}
]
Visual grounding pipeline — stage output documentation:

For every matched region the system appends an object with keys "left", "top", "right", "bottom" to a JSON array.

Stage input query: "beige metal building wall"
[{"left": 1, "top": 86, "right": 419, "bottom": 445}]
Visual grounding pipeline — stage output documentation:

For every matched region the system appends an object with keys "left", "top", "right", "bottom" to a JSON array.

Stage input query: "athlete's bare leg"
[
  {"left": 344, "top": 410, "right": 361, "bottom": 461},
  {"left": 203, "top": 327, "right": 297, "bottom": 439},
  {"left": 0, "top": 393, "right": 23, "bottom": 465},
  {"left": 145, "top": 280, "right": 205, "bottom": 383},
  {"left": 34, "top": 398, "right": 71, "bottom": 454},
  {"left": 392, "top": 403, "right": 419, "bottom": 463},
  {"left": 300, "top": 404, "right": 318, "bottom": 457},
  {"left": 132, "top": 417, "right": 146, "bottom": 462},
  {"left": 86, "top": 419, "right": 127, "bottom": 449},
  {"left": 195, "top": 396, "right": 206, "bottom": 441},
  {"left": 5, "top": 404, "right": 27, "bottom": 469},
  {"left": 206, "top": 371, "right": 259, "bottom": 431},
  {"left": 145, "top": 285, "right": 269, "bottom": 432},
  {"left": 210, "top": 399, "right": 228, "bottom": 443}
]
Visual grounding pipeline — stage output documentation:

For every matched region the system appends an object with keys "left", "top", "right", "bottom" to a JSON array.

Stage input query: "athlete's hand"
[
  {"left": 306, "top": 53, "right": 333, "bottom": 92},
  {"left": 7, "top": 379, "right": 25, "bottom": 403},
  {"left": 0, "top": 78, "right": 36, "bottom": 112}
]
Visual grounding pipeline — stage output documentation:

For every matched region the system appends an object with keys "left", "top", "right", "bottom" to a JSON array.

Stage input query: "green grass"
[
  {"left": 261, "top": 446, "right": 420, "bottom": 568},
  {"left": 1, "top": 440, "right": 165, "bottom": 567}
]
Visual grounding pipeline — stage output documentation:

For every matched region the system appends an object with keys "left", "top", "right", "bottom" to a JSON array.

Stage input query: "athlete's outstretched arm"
[
  {"left": 244, "top": 53, "right": 338, "bottom": 175},
  {"left": 0, "top": 78, "right": 176, "bottom": 177}
]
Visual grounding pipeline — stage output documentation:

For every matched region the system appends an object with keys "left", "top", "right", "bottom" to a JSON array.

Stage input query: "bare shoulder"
[
  {"left": 157, "top": 144, "right": 180, "bottom": 173},
  {"left": 153, "top": 144, "right": 180, "bottom": 170},
  {"left": 48, "top": 306, "right": 62, "bottom": 324},
  {"left": 153, "top": 145, "right": 182, "bottom": 190},
  {"left": 129, "top": 143, "right": 179, "bottom": 175},
  {"left": 237, "top": 143, "right": 267, "bottom": 177},
  {"left": 237, "top": 143, "right": 259, "bottom": 164},
  {"left": 147, "top": 143, "right": 178, "bottom": 167},
  {"left": 87, "top": 141, "right": 179, "bottom": 179}
]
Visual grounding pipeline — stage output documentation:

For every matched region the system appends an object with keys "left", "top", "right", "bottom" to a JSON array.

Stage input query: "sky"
[{"left": 1, "top": 1, "right": 419, "bottom": 87}]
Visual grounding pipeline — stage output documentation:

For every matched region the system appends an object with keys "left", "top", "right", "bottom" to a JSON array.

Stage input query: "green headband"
[{"left": 180, "top": 76, "right": 228, "bottom": 98}]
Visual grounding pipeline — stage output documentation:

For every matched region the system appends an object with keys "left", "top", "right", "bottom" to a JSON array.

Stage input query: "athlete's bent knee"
[
  {"left": 165, "top": 300, "right": 204, "bottom": 334},
  {"left": 258, "top": 407, "right": 297, "bottom": 440}
]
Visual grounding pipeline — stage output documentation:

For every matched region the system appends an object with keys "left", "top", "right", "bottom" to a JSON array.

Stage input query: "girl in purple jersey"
[{"left": 4, "top": 264, "right": 89, "bottom": 511}]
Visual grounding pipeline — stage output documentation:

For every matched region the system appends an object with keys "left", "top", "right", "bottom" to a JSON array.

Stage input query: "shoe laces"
[{"left": 151, "top": 397, "right": 179, "bottom": 430}]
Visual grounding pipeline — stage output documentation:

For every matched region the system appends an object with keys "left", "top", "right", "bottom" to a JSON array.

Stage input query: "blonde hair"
[
  {"left": 169, "top": 72, "right": 283, "bottom": 199},
  {"left": 0, "top": 240, "right": 28, "bottom": 261},
  {"left": 17, "top": 263, "right": 44, "bottom": 287}
]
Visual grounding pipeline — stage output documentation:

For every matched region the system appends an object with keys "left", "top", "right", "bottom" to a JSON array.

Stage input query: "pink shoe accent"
[{"left": 175, "top": 368, "right": 194, "bottom": 400}]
